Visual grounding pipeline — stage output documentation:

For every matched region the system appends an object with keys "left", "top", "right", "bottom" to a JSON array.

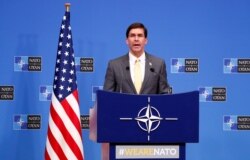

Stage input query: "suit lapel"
[
  {"left": 122, "top": 54, "right": 137, "bottom": 94},
  {"left": 140, "top": 54, "right": 151, "bottom": 94}
]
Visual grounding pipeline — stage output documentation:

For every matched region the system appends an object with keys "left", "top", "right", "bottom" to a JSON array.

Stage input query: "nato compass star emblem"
[
  {"left": 135, "top": 105, "right": 162, "bottom": 134},
  {"left": 223, "top": 115, "right": 237, "bottom": 130},
  {"left": 224, "top": 58, "right": 238, "bottom": 73},
  {"left": 120, "top": 97, "right": 178, "bottom": 141}
]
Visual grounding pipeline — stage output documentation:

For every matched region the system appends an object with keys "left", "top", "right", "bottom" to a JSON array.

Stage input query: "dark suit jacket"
[{"left": 103, "top": 53, "right": 170, "bottom": 94}]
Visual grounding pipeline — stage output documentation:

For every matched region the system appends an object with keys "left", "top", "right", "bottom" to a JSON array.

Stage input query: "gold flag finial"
[{"left": 65, "top": 3, "right": 71, "bottom": 12}]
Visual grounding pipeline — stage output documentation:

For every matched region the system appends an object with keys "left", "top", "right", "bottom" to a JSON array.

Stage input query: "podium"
[{"left": 90, "top": 90, "right": 199, "bottom": 160}]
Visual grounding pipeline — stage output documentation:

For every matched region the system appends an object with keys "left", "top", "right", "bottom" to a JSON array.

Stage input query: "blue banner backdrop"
[{"left": 0, "top": 0, "right": 250, "bottom": 160}]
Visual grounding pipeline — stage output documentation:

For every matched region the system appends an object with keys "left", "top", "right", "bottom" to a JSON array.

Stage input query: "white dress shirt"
[{"left": 129, "top": 52, "right": 146, "bottom": 84}]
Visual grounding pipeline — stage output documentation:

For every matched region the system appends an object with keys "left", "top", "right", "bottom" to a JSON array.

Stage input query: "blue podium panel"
[{"left": 96, "top": 90, "right": 199, "bottom": 144}]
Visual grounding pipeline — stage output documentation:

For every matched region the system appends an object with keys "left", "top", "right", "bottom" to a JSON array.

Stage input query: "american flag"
[{"left": 45, "top": 11, "right": 84, "bottom": 160}]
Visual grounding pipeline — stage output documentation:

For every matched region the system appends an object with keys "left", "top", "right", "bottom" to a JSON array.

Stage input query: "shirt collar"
[{"left": 129, "top": 52, "right": 146, "bottom": 63}]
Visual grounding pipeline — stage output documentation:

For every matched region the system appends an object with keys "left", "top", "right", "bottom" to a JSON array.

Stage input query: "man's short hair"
[{"left": 126, "top": 22, "right": 148, "bottom": 38}]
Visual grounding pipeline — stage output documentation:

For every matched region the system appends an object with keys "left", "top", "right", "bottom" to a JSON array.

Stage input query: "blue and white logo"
[
  {"left": 224, "top": 58, "right": 238, "bottom": 73},
  {"left": 14, "top": 56, "right": 42, "bottom": 72},
  {"left": 199, "top": 87, "right": 212, "bottom": 102},
  {"left": 223, "top": 115, "right": 237, "bottom": 131},
  {"left": 135, "top": 105, "right": 163, "bottom": 134},
  {"left": 13, "top": 115, "right": 28, "bottom": 130},
  {"left": 39, "top": 85, "right": 52, "bottom": 101},
  {"left": 199, "top": 87, "right": 226, "bottom": 102},
  {"left": 171, "top": 58, "right": 185, "bottom": 73},
  {"left": 13, "top": 114, "right": 41, "bottom": 130},
  {"left": 171, "top": 58, "right": 198, "bottom": 73},
  {"left": 14, "top": 56, "right": 28, "bottom": 71},
  {"left": 120, "top": 97, "right": 178, "bottom": 141}
]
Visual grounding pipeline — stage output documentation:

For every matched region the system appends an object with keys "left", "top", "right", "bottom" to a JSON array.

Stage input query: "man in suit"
[
  {"left": 104, "top": 22, "right": 170, "bottom": 94},
  {"left": 100, "top": 22, "right": 171, "bottom": 160}
]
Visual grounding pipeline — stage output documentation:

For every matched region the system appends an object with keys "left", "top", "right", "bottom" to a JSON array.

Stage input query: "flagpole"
[{"left": 65, "top": 3, "right": 71, "bottom": 12}]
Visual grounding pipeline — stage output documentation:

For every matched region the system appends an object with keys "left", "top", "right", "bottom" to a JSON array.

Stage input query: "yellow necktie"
[{"left": 134, "top": 59, "right": 142, "bottom": 94}]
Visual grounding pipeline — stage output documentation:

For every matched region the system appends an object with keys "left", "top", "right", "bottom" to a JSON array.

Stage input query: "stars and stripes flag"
[{"left": 45, "top": 10, "right": 84, "bottom": 160}]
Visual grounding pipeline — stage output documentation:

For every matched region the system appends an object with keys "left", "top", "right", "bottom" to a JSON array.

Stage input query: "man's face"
[{"left": 126, "top": 28, "right": 148, "bottom": 57}]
